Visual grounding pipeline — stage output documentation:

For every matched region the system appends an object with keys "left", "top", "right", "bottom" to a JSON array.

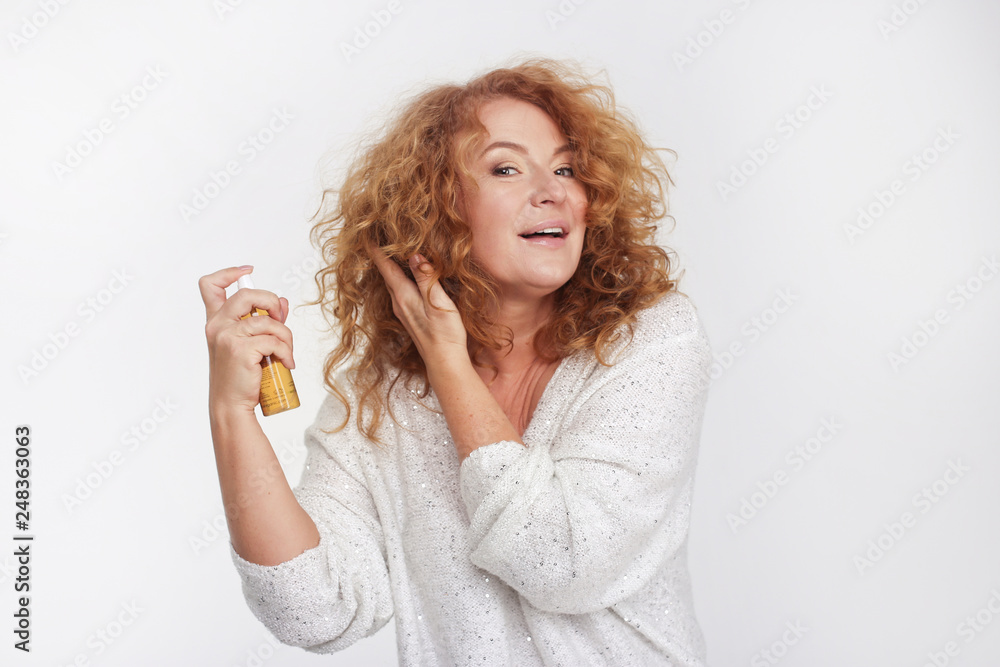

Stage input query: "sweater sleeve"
[
  {"left": 458, "top": 295, "right": 711, "bottom": 615},
  {"left": 228, "top": 395, "right": 393, "bottom": 652}
]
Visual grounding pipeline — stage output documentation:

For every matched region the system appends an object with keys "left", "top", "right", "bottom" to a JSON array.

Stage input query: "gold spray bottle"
[{"left": 237, "top": 274, "right": 300, "bottom": 416}]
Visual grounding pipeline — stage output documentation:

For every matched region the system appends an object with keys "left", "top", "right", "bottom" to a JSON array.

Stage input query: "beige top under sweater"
[{"left": 229, "top": 290, "right": 712, "bottom": 666}]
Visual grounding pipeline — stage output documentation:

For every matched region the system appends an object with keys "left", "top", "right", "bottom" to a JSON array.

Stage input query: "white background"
[{"left": 2, "top": 0, "right": 998, "bottom": 665}]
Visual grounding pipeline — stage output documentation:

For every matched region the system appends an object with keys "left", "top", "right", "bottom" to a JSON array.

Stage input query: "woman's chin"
[{"left": 497, "top": 276, "right": 574, "bottom": 304}]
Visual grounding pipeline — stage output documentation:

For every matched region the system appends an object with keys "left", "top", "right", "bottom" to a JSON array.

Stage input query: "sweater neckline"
[{"left": 521, "top": 351, "right": 578, "bottom": 445}]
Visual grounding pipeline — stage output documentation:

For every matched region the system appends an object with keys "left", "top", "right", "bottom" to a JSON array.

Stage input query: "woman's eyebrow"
[{"left": 478, "top": 141, "right": 573, "bottom": 158}]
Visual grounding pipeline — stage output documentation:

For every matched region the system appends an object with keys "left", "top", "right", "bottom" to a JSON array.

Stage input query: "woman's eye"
[
  {"left": 555, "top": 166, "right": 575, "bottom": 177},
  {"left": 492, "top": 165, "right": 517, "bottom": 176}
]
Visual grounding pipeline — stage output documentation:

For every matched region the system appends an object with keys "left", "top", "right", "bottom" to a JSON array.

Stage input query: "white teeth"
[{"left": 519, "top": 226, "right": 566, "bottom": 239}]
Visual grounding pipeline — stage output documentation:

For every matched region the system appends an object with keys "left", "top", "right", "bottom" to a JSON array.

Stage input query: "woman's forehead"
[{"left": 467, "top": 98, "right": 568, "bottom": 155}]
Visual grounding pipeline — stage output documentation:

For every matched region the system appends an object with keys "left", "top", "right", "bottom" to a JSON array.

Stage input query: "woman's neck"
[
  {"left": 476, "top": 295, "right": 555, "bottom": 375},
  {"left": 470, "top": 296, "right": 562, "bottom": 436}
]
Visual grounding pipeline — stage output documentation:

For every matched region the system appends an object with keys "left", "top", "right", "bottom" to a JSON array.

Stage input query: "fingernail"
[{"left": 238, "top": 265, "right": 253, "bottom": 271}]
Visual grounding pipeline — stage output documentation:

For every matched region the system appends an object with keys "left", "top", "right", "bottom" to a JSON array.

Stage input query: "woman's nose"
[{"left": 530, "top": 170, "right": 567, "bottom": 207}]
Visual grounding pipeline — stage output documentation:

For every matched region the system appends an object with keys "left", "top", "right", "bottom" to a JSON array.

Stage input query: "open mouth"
[{"left": 519, "top": 227, "right": 566, "bottom": 239}]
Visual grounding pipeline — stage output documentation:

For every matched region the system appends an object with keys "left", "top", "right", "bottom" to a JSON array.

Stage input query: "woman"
[{"left": 199, "top": 58, "right": 712, "bottom": 665}]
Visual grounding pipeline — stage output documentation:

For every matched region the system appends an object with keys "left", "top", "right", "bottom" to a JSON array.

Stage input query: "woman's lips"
[
  {"left": 518, "top": 231, "right": 567, "bottom": 248},
  {"left": 518, "top": 220, "right": 568, "bottom": 237}
]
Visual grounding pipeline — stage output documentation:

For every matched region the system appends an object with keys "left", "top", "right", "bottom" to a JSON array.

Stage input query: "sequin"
[{"left": 227, "top": 292, "right": 710, "bottom": 665}]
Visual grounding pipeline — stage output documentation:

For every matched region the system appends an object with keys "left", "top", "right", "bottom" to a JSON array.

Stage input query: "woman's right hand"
[
  {"left": 199, "top": 266, "right": 296, "bottom": 416},
  {"left": 198, "top": 266, "right": 317, "bottom": 566}
]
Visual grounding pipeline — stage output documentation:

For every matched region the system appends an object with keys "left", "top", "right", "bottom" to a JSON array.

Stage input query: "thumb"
[{"left": 199, "top": 265, "right": 254, "bottom": 320}]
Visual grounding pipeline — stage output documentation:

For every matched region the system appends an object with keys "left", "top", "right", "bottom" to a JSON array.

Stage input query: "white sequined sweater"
[{"left": 229, "top": 291, "right": 712, "bottom": 666}]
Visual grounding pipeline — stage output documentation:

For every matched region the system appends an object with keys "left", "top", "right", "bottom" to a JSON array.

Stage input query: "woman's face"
[{"left": 458, "top": 97, "right": 587, "bottom": 306}]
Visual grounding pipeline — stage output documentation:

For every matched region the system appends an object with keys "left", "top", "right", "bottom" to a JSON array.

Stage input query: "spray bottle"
[{"left": 237, "top": 274, "right": 300, "bottom": 416}]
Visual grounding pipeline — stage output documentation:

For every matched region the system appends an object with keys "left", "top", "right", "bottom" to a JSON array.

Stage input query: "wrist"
[
  {"left": 423, "top": 345, "right": 475, "bottom": 382},
  {"left": 209, "top": 400, "right": 260, "bottom": 436}
]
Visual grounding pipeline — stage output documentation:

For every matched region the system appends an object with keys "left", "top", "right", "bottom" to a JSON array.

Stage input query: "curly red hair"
[{"left": 310, "top": 57, "right": 680, "bottom": 442}]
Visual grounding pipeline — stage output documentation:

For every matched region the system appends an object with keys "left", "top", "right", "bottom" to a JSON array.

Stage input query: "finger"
[
  {"left": 236, "top": 314, "right": 296, "bottom": 369},
  {"left": 224, "top": 287, "right": 285, "bottom": 323},
  {"left": 409, "top": 255, "right": 457, "bottom": 312},
  {"left": 408, "top": 254, "right": 435, "bottom": 290},
  {"left": 369, "top": 242, "right": 412, "bottom": 294},
  {"left": 278, "top": 297, "right": 289, "bottom": 324},
  {"left": 199, "top": 265, "right": 254, "bottom": 319},
  {"left": 220, "top": 330, "right": 296, "bottom": 373},
  {"left": 408, "top": 254, "right": 441, "bottom": 305},
  {"left": 252, "top": 335, "right": 295, "bottom": 371}
]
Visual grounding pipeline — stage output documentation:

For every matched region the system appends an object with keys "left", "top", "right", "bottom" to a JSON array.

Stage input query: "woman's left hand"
[
  {"left": 370, "top": 247, "right": 469, "bottom": 367},
  {"left": 371, "top": 245, "right": 522, "bottom": 459}
]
